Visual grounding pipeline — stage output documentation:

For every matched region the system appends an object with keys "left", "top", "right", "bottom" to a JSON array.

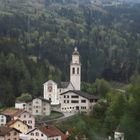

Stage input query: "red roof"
[{"left": 38, "top": 125, "right": 68, "bottom": 140}]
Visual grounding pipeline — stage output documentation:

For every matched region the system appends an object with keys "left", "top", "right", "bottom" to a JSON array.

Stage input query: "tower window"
[
  {"left": 72, "top": 67, "right": 75, "bottom": 74},
  {"left": 77, "top": 68, "right": 79, "bottom": 74}
]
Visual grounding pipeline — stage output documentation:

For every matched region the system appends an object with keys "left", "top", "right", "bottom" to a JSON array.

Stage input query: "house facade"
[
  {"left": 26, "top": 97, "right": 51, "bottom": 116},
  {"left": 15, "top": 102, "right": 26, "bottom": 109},
  {"left": 43, "top": 48, "right": 81, "bottom": 105},
  {"left": 6, "top": 119, "right": 29, "bottom": 134},
  {"left": 13, "top": 110, "right": 35, "bottom": 131},
  {"left": 27, "top": 125, "right": 68, "bottom": 140},
  {"left": 26, "top": 128, "right": 48, "bottom": 140},
  {"left": 2, "top": 109, "right": 35, "bottom": 131},
  {"left": 0, "top": 126, "right": 20, "bottom": 140},
  {"left": 60, "top": 90, "right": 98, "bottom": 113},
  {"left": 0, "top": 114, "right": 7, "bottom": 126}
]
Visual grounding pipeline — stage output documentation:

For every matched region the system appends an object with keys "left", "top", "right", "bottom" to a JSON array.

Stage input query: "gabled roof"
[
  {"left": 58, "top": 82, "right": 71, "bottom": 89},
  {"left": 27, "top": 126, "right": 68, "bottom": 140},
  {"left": 2, "top": 109, "right": 34, "bottom": 118},
  {"left": 39, "top": 125, "right": 68, "bottom": 140},
  {"left": 60, "top": 90, "right": 99, "bottom": 100},
  {"left": 26, "top": 97, "right": 51, "bottom": 103},
  {"left": 0, "top": 126, "right": 21, "bottom": 136},
  {"left": 6, "top": 119, "right": 29, "bottom": 127},
  {"left": 43, "top": 80, "right": 57, "bottom": 85}
]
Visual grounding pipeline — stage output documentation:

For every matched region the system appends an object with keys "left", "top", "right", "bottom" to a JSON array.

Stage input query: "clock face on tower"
[{"left": 48, "top": 85, "right": 52, "bottom": 92}]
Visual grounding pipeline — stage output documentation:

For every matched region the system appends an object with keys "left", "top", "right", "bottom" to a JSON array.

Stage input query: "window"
[
  {"left": 18, "top": 124, "right": 20, "bottom": 127},
  {"left": 56, "top": 138, "right": 58, "bottom": 140},
  {"left": 31, "top": 133, "right": 34, "bottom": 136},
  {"left": 24, "top": 115, "right": 26, "bottom": 118},
  {"left": 72, "top": 67, "right": 75, "bottom": 74},
  {"left": 71, "top": 100, "right": 79, "bottom": 103},
  {"left": 13, "top": 138, "right": 17, "bottom": 140},
  {"left": 30, "top": 139, "right": 34, "bottom": 140},
  {"left": 36, "top": 132, "right": 39, "bottom": 136},
  {"left": 43, "top": 108, "right": 46, "bottom": 110},
  {"left": 41, "top": 134, "right": 43, "bottom": 136},
  {"left": 67, "top": 95, "right": 69, "bottom": 98},
  {"left": 7, "top": 133, "right": 10, "bottom": 136},
  {"left": 28, "top": 120, "right": 32, "bottom": 124},
  {"left": 71, "top": 95, "right": 79, "bottom": 98},
  {"left": 36, "top": 110, "right": 38, "bottom": 113},
  {"left": 23, "top": 120, "right": 27, "bottom": 124},
  {"left": 64, "top": 100, "right": 66, "bottom": 103},
  {"left": 67, "top": 100, "right": 69, "bottom": 103},
  {"left": 1, "top": 119, "right": 4, "bottom": 122},
  {"left": 77, "top": 68, "right": 79, "bottom": 74},
  {"left": 81, "top": 106, "right": 86, "bottom": 109},
  {"left": 81, "top": 100, "right": 86, "bottom": 103},
  {"left": 64, "top": 95, "right": 66, "bottom": 98}
]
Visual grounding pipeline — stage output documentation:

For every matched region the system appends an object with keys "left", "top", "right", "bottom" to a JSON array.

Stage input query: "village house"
[
  {"left": 15, "top": 101, "right": 26, "bottom": 109},
  {"left": 15, "top": 97, "right": 51, "bottom": 116},
  {"left": 25, "top": 97, "right": 51, "bottom": 116},
  {"left": 60, "top": 90, "right": 98, "bottom": 113},
  {"left": 26, "top": 125, "right": 68, "bottom": 140},
  {"left": 2, "top": 109, "right": 35, "bottom": 131},
  {"left": 0, "top": 126, "right": 21, "bottom": 140},
  {"left": 6, "top": 119, "right": 29, "bottom": 134},
  {"left": 0, "top": 114, "right": 7, "bottom": 126},
  {"left": 114, "top": 125, "right": 124, "bottom": 140}
]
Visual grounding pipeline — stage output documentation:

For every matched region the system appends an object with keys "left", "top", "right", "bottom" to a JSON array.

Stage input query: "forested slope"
[{"left": 0, "top": 0, "right": 140, "bottom": 106}]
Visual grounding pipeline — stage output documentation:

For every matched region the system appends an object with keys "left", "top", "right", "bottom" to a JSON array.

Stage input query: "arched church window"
[
  {"left": 77, "top": 68, "right": 79, "bottom": 74},
  {"left": 72, "top": 67, "right": 75, "bottom": 74}
]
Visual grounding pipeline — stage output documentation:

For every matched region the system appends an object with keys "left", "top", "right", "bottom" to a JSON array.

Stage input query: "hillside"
[{"left": 0, "top": 0, "right": 140, "bottom": 107}]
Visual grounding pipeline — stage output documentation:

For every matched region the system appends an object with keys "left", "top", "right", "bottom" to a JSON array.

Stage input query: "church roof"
[
  {"left": 72, "top": 47, "right": 79, "bottom": 55},
  {"left": 60, "top": 90, "right": 99, "bottom": 100},
  {"left": 58, "top": 82, "right": 71, "bottom": 89}
]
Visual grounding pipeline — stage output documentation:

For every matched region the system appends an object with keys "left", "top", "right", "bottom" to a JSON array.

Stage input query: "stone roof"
[
  {"left": 26, "top": 97, "right": 51, "bottom": 103},
  {"left": 27, "top": 125, "right": 68, "bottom": 140},
  {"left": 2, "top": 109, "right": 33, "bottom": 118},
  {"left": 58, "top": 82, "right": 70, "bottom": 88},
  {"left": 60, "top": 90, "right": 99, "bottom": 100},
  {"left": 0, "top": 126, "right": 21, "bottom": 136}
]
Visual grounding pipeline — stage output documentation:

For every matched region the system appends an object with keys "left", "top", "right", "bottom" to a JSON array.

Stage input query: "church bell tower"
[{"left": 70, "top": 47, "right": 81, "bottom": 90}]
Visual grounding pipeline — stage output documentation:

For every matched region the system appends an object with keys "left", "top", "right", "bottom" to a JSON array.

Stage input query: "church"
[
  {"left": 43, "top": 48, "right": 98, "bottom": 113},
  {"left": 15, "top": 48, "right": 98, "bottom": 113},
  {"left": 43, "top": 47, "right": 81, "bottom": 105}
]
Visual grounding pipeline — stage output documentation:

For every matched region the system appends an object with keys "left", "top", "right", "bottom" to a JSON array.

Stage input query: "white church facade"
[{"left": 43, "top": 48, "right": 81, "bottom": 105}]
